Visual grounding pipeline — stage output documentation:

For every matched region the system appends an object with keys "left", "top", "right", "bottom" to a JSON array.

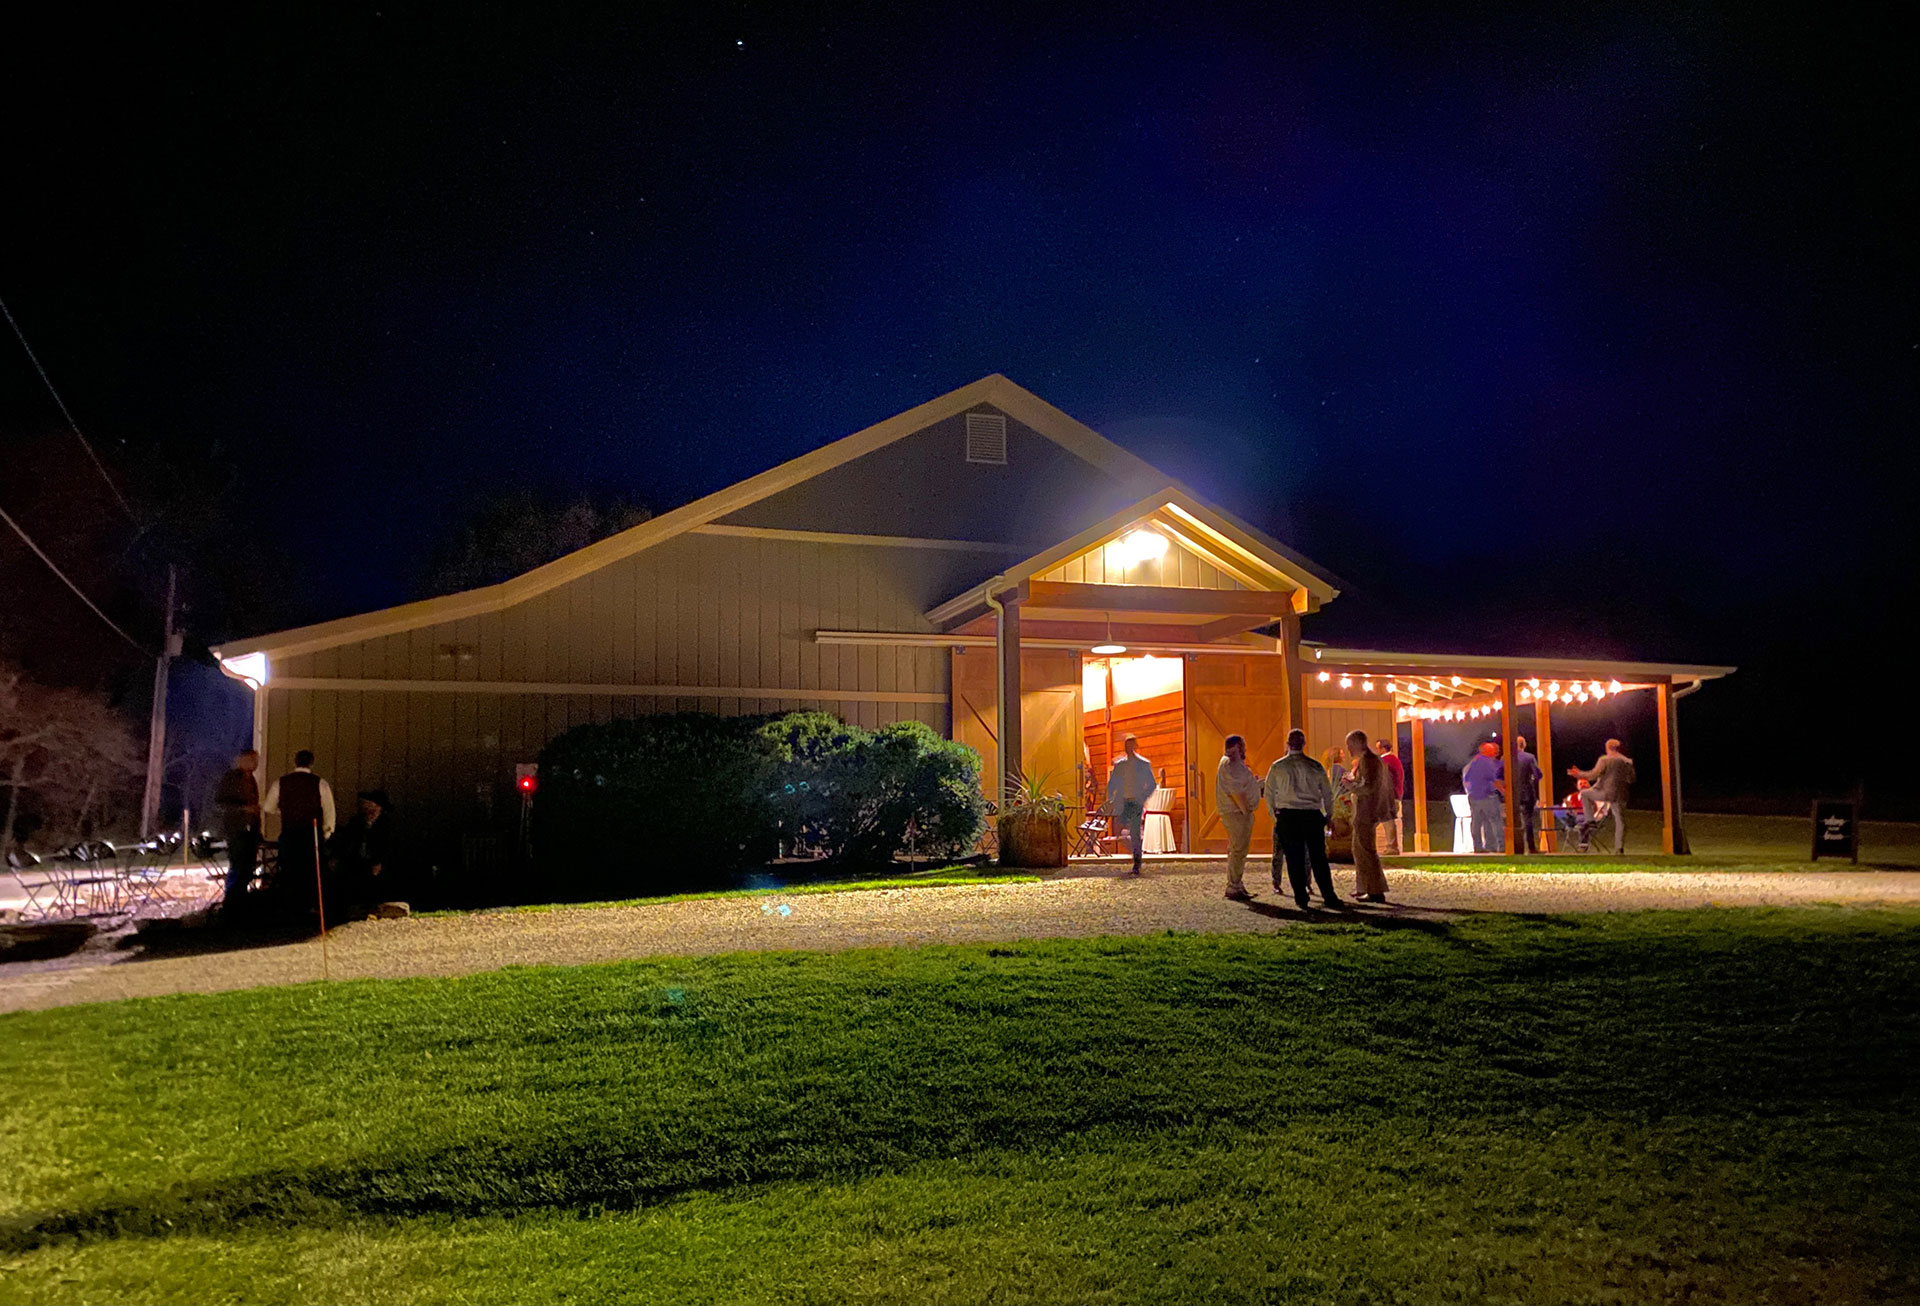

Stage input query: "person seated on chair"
[{"left": 331, "top": 789, "right": 397, "bottom": 912}]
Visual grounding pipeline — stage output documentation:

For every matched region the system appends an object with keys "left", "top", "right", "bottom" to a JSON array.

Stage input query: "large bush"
[
  {"left": 534, "top": 713, "right": 783, "bottom": 896},
  {"left": 793, "top": 720, "right": 987, "bottom": 868},
  {"left": 535, "top": 711, "right": 986, "bottom": 896}
]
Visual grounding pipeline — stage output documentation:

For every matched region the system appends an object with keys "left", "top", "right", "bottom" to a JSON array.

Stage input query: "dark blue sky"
[{"left": 2, "top": 3, "right": 1913, "bottom": 809}]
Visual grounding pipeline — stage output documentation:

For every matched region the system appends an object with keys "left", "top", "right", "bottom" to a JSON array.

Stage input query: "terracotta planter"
[{"left": 998, "top": 812, "right": 1068, "bottom": 868}]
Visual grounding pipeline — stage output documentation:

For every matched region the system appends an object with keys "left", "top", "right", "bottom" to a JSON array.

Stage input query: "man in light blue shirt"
[
  {"left": 1461, "top": 741, "right": 1506, "bottom": 853},
  {"left": 1106, "top": 734, "right": 1158, "bottom": 875}
]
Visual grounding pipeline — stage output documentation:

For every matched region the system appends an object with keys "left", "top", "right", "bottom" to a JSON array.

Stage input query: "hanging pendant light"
[{"left": 1091, "top": 610, "right": 1126, "bottom": 656}]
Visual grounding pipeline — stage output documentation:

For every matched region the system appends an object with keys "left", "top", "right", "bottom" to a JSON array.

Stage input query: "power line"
[
  {"left": 0, "top": 292, "right": 139, "bottom": 524},
  {"left": 0, "top": 504, "right": 153, "bottom": 656}
]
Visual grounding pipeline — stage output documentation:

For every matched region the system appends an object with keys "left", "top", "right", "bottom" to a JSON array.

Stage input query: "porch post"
[
  {"left": 1500, "top": 679, "right": 1518, "bottom": 855},
  {"left": 1535, "top": 699, "right": 1555, "bottom": 852},
  {"left": 1278, "top": 611, "right": 1306, "bottom": 741},
  {"left": 1657, "top": 681, "right": 1682, "bottom": 855},
  {"left": 1410, "top": 714, "right": 1430, "bottom": 852},
  {"left": 997, "top": 594, "right": 1023, "bottom": 799}
]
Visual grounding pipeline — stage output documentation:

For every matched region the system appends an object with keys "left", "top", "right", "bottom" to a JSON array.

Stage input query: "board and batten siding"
[{"left": 258, "top": 531, "right": 987, "bottom": 854}]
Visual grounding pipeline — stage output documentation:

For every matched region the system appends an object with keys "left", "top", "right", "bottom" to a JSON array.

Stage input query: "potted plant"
[{"left": 997, "top": 770, "right": 1070, "bottom": 868}]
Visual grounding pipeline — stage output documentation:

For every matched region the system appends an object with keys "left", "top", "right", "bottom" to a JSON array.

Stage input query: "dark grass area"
[{"left": 1, "top": 908, "right": 1917, "bottom": 1303}]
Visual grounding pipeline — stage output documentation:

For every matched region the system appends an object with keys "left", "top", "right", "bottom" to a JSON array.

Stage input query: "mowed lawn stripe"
[{"left": 1, "top": 907, "right": 1917, "bottom": 1303}]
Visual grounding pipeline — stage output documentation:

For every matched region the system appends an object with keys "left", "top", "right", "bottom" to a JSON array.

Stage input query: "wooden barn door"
[
  {"left": 951, "top": 646, "right": 1000, "bottom": 800},
  {"left": 950, "top": 646, "right": 1083, "bottom": 808},
  {"left": 1020, "top": 649, "right": 1084, "bottom": 811},
  {"left": 1186, "top": 655, "right": 1291, "bottom": 854}
]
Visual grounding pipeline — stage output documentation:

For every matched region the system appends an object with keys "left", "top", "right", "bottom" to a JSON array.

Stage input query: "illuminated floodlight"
[
  {"left": 216, "top": 651, "right": 269, "bottom": 691},
  {"left": 1340, "top": 676, "right": 1353, "bottom": 689},
  {"left": 1116, "top": 530, "right": 1169, "bottom": 566},
  {"left": 1362, "top": 679, "right": 1374, "bottom": 692},
  {"left": 1318, "top": 670, "right": 1331, "bottom": 682}
]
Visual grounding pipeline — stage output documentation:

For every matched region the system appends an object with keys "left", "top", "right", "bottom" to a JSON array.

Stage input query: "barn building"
[{"left": 213, "top": 375, "right": 1729, "bottom": 865}]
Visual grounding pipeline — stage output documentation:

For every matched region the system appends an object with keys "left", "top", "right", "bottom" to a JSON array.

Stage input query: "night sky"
[{"left": 2, "top": 5, "right": 1913, "bottom": 813}]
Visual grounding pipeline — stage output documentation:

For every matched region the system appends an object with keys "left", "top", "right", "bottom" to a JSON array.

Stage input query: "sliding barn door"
[
  {"left": 950, "top": 646, "right": 1084, "bottom": 809},
  {"left": 1186, "top": 654, "right": 1291, "bottom": 854}
]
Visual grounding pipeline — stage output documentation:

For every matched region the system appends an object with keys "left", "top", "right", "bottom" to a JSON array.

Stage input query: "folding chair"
[
  {"left": 50, "top": 846, "right": 125, "bottom": 917},
  {"left": 6, "top": 848, "right": 53, "bottom": 921},
  {"left": 121, "top": 842, "right": 175, "bottom": 914}
]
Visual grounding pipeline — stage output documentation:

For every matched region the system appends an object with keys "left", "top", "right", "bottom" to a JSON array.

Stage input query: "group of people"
[
  {"left": 212, "top": 748, "right": 398, "bottom": 919},
  {"left": 1216, "top": 728, "right": 1396, "bottom": 908},
  {"left": 1104, "top": 728, "right": 1397, "bottom": 909},
  {"left": 1455, "top": 736, "right": 1637, "bottom": 855},
  {"left": 1100, "top": 720, "right": 1644, "bottom": 912}
]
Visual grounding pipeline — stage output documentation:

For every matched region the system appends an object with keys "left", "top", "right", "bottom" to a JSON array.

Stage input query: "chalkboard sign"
[{"left": 1811, "top": 800, "right": 1858, "bottom": 863}]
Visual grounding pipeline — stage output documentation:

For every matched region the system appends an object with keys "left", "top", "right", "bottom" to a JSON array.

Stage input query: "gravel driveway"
[{"left": 5, "top": 866, "right": 1917, "bottom": 1014}]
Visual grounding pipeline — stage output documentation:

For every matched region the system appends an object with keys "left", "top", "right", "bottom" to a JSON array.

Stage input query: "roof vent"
[{"left": 964, "top": 412, "right": 1007, "bottom": 465}]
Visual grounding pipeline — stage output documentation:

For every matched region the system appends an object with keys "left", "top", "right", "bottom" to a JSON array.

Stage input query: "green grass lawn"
[
  {"left": 3, "top": 908, "right": 1918, "bottom": 1304},
  {"left": 428, "top": 870, "right": 1042, "bottom": 917}
]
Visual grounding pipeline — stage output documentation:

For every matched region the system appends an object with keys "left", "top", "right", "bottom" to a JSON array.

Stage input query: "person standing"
[
  {"left": 1570, "top": 739, "right": 1636, "bottom": 855},
  {"left": 263, "top": 750, "right": 337, "bottom": 909},
  {"left": 1461, "top": 741, "right": 1506, "bottom": 853},
  {"left": 1374, "top": 738, "right": 1405, "bottom": 856},
  {"left": 1106, "top": 734, "right": 1157, "bottom": 876},
  {"left": 1265, "top": 729, "right": 1341, "bottom": 909},
  {"left": 1346, "top": 729, "right": 1392, "bottom": 902},
  {"left": 212, "top": 750, "right": 261, "bottom": 915},
  {"left": 1510, "top": 734, "right": 1546, "bottom": 855},
  {"left": 1216, "top": 734, "right": 1265, "bottom": 901}
]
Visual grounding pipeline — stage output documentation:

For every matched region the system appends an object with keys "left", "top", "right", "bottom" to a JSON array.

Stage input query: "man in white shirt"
[
  {"left": 263, "top": 749, "right": 337, "bottom": 901},
  {"left": 1105, "top": 734, "right": 1157, "bottom": 876},
  {"left": 1216, "top": 734, "right": 1265, "bottom": 901}
]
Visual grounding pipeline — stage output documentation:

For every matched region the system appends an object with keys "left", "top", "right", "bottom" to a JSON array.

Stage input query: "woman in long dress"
[{"left": 1344, "top": 729, "right": 1392, "bottom": 902}]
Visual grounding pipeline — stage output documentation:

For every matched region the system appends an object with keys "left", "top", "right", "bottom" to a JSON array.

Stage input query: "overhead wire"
[
  {"left": 0, "top": 292, "right": 140, "bottom": 524},
  {"left": 0, "top": 504, "right": 153, "bottom": 655}
]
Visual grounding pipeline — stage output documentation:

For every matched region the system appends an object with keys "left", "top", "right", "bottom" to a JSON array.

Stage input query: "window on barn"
[{"left": 965, "top": 412, "right": 1008, "bottom": 465}]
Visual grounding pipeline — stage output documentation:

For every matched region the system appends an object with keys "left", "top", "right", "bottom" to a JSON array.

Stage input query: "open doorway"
[{"left": 1082, "top": 653, "right": 1186, "bottom": 853}]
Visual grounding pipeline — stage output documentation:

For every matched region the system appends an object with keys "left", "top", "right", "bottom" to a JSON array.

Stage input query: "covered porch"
[{"left": 1305, "top": 647, "right": 1735, "bottom": 855}]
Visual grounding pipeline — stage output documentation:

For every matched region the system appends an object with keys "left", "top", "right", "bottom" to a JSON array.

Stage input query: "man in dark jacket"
[
  {"left": 263, "top": 750, "right": 336, "bottom": 911},
  {"left": 212, "top": 750, "right": 261, "bottom": 915},
  {"left": 1511, "top": 735, "right": 1546, "bottom": 855},
  {"left": 332, "top": 789, "right": 397, "bottom": 908}
]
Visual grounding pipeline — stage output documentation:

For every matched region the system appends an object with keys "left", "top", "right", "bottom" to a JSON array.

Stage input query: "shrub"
[
  {"left": 813, "top": 721, "right": 988, "bottom": 868},
  {"left": 534, "top": 711, "right": 988, "bottom": 895},
  {"left": 534, "top": 713, "right": 782, "bottom": 897}
]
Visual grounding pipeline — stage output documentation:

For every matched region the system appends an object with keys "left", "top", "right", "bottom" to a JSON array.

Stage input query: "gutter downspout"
[{"left": 982, "top": 577, "right": 1010, "bottom": 806}]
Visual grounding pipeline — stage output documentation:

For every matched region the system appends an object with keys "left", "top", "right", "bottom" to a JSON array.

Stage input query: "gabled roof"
[
  {"left": 924, "top": 487, "right": 1341, "bottom": 628},
  {"left": 213, "top": 375, "right": 1193, "bottom": 661}
]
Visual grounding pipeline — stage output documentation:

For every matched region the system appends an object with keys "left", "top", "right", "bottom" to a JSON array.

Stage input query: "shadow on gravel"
[{"left": 114, "top": 913, "right": 321, "bottom": 964}]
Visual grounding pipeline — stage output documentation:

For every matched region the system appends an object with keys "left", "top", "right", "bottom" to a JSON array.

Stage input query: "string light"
[
  {"left": 1528, "top": 678, "right": 1541, "bottom": 689},
  {"left": 1587, "top": 681, "right": 1603, "bottom": 697},
  {"left": 1548, "top": 682, "right": 1561, "bottom": 695}
]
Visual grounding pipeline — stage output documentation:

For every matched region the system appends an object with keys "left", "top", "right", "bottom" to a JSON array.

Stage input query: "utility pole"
[{"left": 140, "top": 564, "right": 180, "bottom": 839}]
